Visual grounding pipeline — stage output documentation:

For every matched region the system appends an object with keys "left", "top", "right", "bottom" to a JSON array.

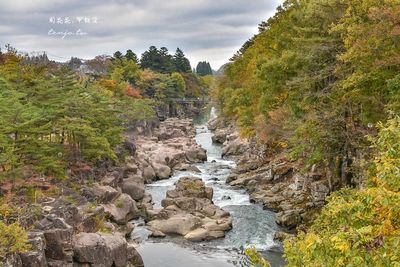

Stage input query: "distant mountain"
[{"left": 214, "top": 63, "right": 229, "bottom": 76}]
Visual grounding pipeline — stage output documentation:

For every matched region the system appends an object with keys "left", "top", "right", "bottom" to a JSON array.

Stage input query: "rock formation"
[{"left": 146, "top": 177, "right": 232, "bottom": 241}]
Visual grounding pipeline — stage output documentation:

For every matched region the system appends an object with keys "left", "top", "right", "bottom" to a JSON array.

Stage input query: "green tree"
[
  {"left": 173, "top": 48, "right": 191, "bottom": 73},
  {"left": 140, "top": 46, "right": 175, "bottom": 73},
  {"left": 125, "top": 49, "right": 138, "bottom": 64},
  {"left": 196, "top": 61, "right": 212, "bottom": 76},
  {"left": 113, "top": 51, "right": 123, "bottom": 60}
]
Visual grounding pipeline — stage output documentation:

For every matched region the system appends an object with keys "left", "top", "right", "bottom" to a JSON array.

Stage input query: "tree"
[
  {"left": 173, "top": 48, "right": 191, "bottom": 73},
  {"left": 113, "top": 51, "right": 123, "bottom": 60},
  {"left": 284, "top": 116, "right": 400, "bottom": 267},
  {"left": 196, "top": 61, "right": 212, "bottom": 76},
  {"left": 110, "top": 57, "right": 139, "bottom": 86},
  {"left": 140, "top": 46, "right": 175, "bottom": 73},
  {"left": 0, "top": 53, "right": 126, "bottom": 178},
  {"left": 67, "top": 57, "right": 82, "bottom": 70},
  {"left": 125, "top": 49, "right": 138, "bottom": 64}
]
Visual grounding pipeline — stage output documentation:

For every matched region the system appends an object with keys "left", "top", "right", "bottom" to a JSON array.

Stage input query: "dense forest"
[
  {"left": 0, "top": 45, "right": 210, "bottom": 179},
  {"left": 213, "top": 0, "right": 400, "bottom": 265}
]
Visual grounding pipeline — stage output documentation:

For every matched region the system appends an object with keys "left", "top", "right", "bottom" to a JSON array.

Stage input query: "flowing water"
[{"left": 132, "top": 108, "right": 286, "bottom": 267}]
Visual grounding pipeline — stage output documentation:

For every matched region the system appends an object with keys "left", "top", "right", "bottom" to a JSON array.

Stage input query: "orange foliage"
[
  {"left": 124, "top": 85, "right": 142, "bottom": 98},
  {"left": 101, "top": 79, "right": 117, "bottom": 90}
]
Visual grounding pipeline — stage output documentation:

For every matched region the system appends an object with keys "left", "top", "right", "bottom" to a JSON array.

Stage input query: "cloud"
[{"left": 0, "top": 0, "right": 283, "bottom": 69}]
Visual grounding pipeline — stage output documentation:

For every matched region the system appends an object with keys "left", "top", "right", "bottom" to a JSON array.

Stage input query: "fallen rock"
[{"left": 185, "top": 148, "right": 207, "bottom": 163}]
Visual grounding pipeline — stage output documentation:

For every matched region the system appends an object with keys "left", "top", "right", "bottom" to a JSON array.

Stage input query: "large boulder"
[
  {"left": 43, "top": 228, "right": 73, "bottom": 263},
  {"left": 147, "top": 214, "right": 201, "bottom": 236},
  {"left": 72, "top": 233, "right": 128, "bottom": 267},
  {"left": 276, "top": 209, "right": 302, "bottom": 229},
  {"left": 185, "top": 228, "right": 225, "bottom": 242},
  {"left": 165, "top": 177, "right": 213, "bottom": 200},
  {"left": 102, "top": 194, "right": 140, "bottom": 225},
  {"left": 127, "top": 244, "right": 144, "bottom": 267},
  {"left": 91, "top": 184, "right": 120, "bottom": 204},
  {"left": 121, "top": 178, "right": 145, "bottom": 201},
  {"left": 185, "top": 148, "right": 207, "bottom": 163},
  {"left": 73, "top": 233, "right": 137, "bottom": 266},
  {"left": 211, "top": 129, "right": 227, "bottom": 144},
  {"left": 101, "top": 234, "right": 128, "bottom": 267},
  {"left": 152, "top": 163, "right": 172, "bottom": 180},
  {"left": 222, "top": 137, "right": 248, "bottom": 158},
  {"left": 142, "top": 166, "right": 156, "bottom": 182}
]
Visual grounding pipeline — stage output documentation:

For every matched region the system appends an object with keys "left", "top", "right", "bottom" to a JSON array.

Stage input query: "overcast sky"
[{"left": 0, "top": 0, "right": 283, "bottom": 69}]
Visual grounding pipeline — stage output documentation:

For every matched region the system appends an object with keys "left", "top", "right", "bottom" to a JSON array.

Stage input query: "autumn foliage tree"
[{"left": 213, "top": 0, "right": 400, "bottom": 265}]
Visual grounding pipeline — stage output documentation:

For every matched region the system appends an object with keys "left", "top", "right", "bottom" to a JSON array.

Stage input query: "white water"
[{"left": 134, "top": 109, "right": 285, "bottom": 267}]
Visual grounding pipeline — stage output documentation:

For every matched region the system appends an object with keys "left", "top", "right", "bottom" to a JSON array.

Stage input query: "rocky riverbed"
[{"left": 132, "top": 109, "right": 286, "bottom": 267}]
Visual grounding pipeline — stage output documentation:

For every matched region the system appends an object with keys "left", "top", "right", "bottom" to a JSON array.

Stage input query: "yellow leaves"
[
  {"left": 357, "top": 225, "right": 373, "bottom": 235},
  {"left": 270, "top": 42, "right": 278, "bottom": 50},
  {"left": 0, "top": 221, "right": 31, "bottom": 259},
  {"left": 285, "top": 185, "right": 400, "bottom": 266},
  {"left": 305, "top": 233, "right": 322, "bottom": 249},
  {"left": 380, "top": 220, "right": 394, "bottom": 236},
  {"left": 244, "top": 246, "right": 271, "bottom": 267},
  {"left": 278, "top": 141, "right": 288, "bottom": 148},
  {"left": 330, "top": 236, "right": 350, "bottom": 253}
]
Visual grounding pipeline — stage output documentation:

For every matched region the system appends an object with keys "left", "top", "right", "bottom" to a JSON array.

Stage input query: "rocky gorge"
[
  {"left": 7, "top": 109, "right": 307, "bottom": 267},
  {"left": 208, "top": 117, "right": 331, "bottom": 231}
]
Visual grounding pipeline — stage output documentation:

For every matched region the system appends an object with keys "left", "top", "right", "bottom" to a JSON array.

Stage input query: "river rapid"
[{"left": 132, "top": 108, "right": 286, "bottom": 267}]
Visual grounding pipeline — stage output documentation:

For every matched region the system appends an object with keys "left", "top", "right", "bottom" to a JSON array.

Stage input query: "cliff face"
[
  {"left": 208, "top": 117, "right": 331, "bottom": 230},
  {"left": 156, "top": 100, "right": 206, "bottom": 121}
]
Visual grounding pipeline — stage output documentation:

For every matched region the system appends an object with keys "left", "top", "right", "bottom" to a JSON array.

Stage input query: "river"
[{"left": 132, "top": 108, "right": 286, "bottom": 267}]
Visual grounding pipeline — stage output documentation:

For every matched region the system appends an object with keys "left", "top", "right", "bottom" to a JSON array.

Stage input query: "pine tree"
[
  {"left": 196, "top": 61, "right": 212, "bottom": 76},
  {"left": 113, "top": 51, "right": 123, "bottom": 60},
  {"left": 173, "top": 48, "right": 191, "bottom": 73},
  {"left": 140, "top": 46, "right": 175, "bottom": 73},
  {"left": 125, "top": 49, "right": 138, "bottom": 64}
]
